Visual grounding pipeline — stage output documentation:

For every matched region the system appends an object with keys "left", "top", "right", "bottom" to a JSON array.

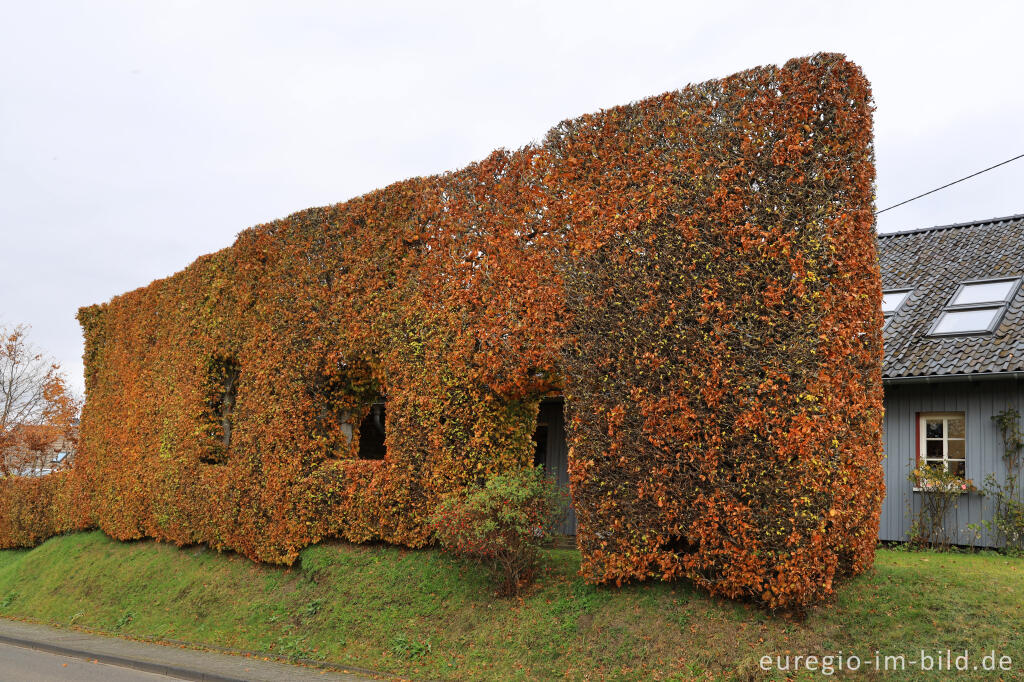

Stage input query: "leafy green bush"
[{"left": 430, "top": 467, "right": 569, "bottom": 597}]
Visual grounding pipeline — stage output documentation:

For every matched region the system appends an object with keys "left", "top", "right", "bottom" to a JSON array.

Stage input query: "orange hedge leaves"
[
  {"left": 556, "top": 56, "right": 883, "bottom": 608},
  {"left": 0, "top": 53, "right": 882, "bottom": 609}
]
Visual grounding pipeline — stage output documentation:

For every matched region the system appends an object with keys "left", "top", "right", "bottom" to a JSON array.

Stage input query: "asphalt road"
[
  {"left": 0, "top": 618, "right": 371, "bottom": 681},
  {"left": 0, "top": 641, "right": 175, "bottom": 681}
]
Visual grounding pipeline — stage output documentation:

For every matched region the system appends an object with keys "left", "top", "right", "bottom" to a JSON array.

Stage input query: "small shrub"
[{"left": 430, "top": 466, "right": 569, "bottom": 597}]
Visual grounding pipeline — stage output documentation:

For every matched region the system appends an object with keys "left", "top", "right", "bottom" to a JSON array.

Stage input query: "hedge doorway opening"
[{"left": 533, "top": 397, "right": 576, "bottom": 535}]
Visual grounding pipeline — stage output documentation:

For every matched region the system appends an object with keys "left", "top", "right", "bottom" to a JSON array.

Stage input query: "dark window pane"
[
  {"left": 925, "top": 441, "right": 943, "bottom": 458},
  {"left": 949, "top": 460, "right": 966, "bottom": 477},
  {"left": 925, "top": 420, "right": 943, "bottom": 439}
]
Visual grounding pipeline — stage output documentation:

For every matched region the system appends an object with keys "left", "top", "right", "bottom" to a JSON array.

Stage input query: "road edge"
[{"left": 0, "top": 630, "right": 244, "bottom": 681}]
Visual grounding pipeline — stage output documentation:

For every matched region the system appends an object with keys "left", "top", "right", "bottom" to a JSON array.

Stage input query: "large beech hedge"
[{"left": 0, "top": 53, "right": 883, "bottom": 608}]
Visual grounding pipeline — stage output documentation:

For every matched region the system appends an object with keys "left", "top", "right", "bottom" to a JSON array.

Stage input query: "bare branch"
[{"left": 0, "top": 324, "right": 80, "bottom": 478}]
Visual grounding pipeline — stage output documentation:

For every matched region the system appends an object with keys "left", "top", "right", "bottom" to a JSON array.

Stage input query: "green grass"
[{"left": 0, "top": 533, "right": 1021, "bottom": 680}]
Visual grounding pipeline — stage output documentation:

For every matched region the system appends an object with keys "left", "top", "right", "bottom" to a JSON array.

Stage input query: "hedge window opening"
[
  {"left": 919, "top": 412, "right": 967, "bottom": 478},
  {"left": 306, "top": 367, "right": 367, "bottom": 460},
  {"left": 358, "top": 400, "right": 387, "bottom": 460},
  {"left": 200, "top": 356, "right": 240, "bottom": 464}
]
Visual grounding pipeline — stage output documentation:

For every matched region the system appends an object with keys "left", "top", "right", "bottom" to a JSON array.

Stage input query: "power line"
[{"left": 876, "top": 152, "right": 1024, "bottom": 215}]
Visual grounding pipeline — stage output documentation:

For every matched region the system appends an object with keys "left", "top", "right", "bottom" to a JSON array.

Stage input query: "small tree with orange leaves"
[{"left": 0, "top": 324, "right": 79, "bottom": 478}]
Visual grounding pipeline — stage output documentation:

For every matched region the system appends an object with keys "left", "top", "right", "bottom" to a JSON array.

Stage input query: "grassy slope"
[{"left": 0, "top": 533, "right": 1021, "bottom": 681}]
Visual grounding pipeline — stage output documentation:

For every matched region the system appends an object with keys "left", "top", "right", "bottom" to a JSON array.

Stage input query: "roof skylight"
[
  {"left": 881, "top": 290, "right": 911, "bottom": 315},
  {"left": 929, "top": 277, "right": 1020, "bottom": 336},
  {"left": 950, "top": 279, "right": 1016, "bottom": 306},
  {"left": 932, "top": 308, "right": 1002, "bottom": 335}
]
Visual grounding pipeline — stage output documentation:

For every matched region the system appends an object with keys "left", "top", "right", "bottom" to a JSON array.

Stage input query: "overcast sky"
[{"left": 2, "top": 0, "right": 1022, "bottom": 396}]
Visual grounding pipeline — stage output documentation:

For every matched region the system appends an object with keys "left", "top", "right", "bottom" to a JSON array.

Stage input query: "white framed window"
[
  {"left": 929, "top": 277, "right": 1021, "bottom": 336},
  {"left": 918, "top": 412, "right": 966, "bottom": 478}
]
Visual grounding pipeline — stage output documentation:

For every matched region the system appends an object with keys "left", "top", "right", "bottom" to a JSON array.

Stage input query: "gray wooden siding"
[{"left": 880, "top": 377, "right": 1024, "bottom": 546}]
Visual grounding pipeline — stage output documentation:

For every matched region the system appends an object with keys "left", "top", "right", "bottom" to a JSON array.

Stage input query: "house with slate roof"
[{"left": 877, "top": 213, "right": 1024, "bottom": 546}]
